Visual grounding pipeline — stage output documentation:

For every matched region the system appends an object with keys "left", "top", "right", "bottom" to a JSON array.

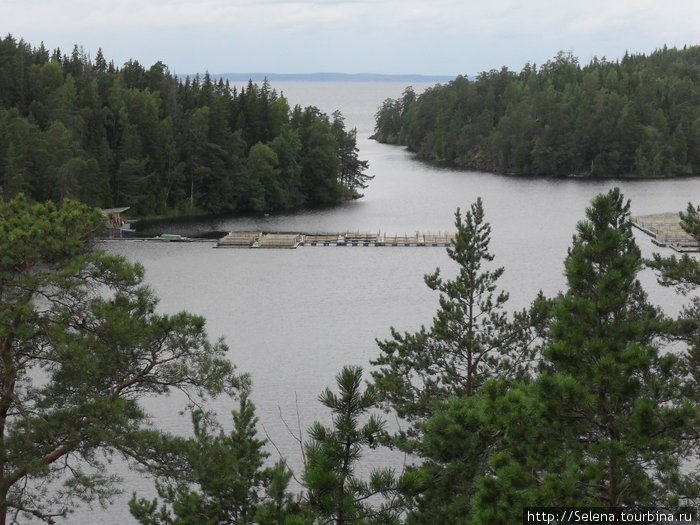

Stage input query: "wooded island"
[
  {"left": 0, "top": 35, "right": 371, "bottom": 217},
  {"left": 374, "top": 46, "right": 700, "bottom": 178}
]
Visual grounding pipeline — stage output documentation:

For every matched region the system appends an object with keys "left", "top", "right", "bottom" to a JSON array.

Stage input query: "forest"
[
  {"left": 0, "top": 35, "right": 371, "bottom": 216},
  {"left": 2, "top": 34, "right": 700, "bottom": 524},
  {"left": 374, "top": 46, "right": 700, "bottom": 178}
]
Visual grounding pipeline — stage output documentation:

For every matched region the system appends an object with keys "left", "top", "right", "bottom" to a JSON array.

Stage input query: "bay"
[{"left": 73, "top": 81, "right": 695, "bottom": 523}]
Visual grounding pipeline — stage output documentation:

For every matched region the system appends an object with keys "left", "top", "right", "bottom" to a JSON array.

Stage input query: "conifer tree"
[
  {"left": 393, "top": 190, "right": 699, "bottom": 523},
  {"left": 648, "top": 202, "right": 700, "bottom": 292},
  {"left": 533, "top": 188, "right": 697, "bottom": 507},
  {"left": 461, "top": 190, "right": 700, "bottom": 522},
  {"left": 331, "top": 111, "right": 372, "bottom": 194},
  {"left": 0, "top": 35, "right": 367, "bottom": 216},
  {"left": 374, "top": 46, "right": 700, "bottom": 177},
  {"left": 370, "top": 201, "right": 544, "bottom": 522},
  {"left": 647, "top": 201, "right": 700, "bottom": 492},
  {"left": 0, "top": 194, "right": 243, "bottom": 524},
  {"left": 129, "top": 395, "right": 302, "bottom": 524},
  {"left": 371, "top": 199, "right": 541, "bottom": 447},
  {"left": 302, "top": 366, "right": 399, "bottom": 525}
]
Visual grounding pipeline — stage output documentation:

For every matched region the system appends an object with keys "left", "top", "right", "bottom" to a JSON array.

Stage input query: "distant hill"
[{"left": 182, "top": 72, "right": 457, "bottom": 83}]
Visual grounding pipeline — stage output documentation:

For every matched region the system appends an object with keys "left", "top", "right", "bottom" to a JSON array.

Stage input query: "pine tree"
[
  {"left": 371, "top": 199, "right": 541, "bottom": 446},
  {"left": 398, "top": 190, "right": 699, "bottom": 524},
  {"left": 648, "top": 203, "right": 700, "bottom": 292},
  {"left": 302, "top": 366, "right": 398, "bottom": 524},
  {"left": 535, "top": 188, "right": 695, "bottom": 507},
  {"left": 129, "top": 395, "right": 302, "bottom": 524},
  {"left": 466, "top": 189, "right": 700, "bottom": 522},
  {"left": 370, "top": 200, "right": 545, "bottom": 523},
  {"left": 0, "top": 194, "right": 243, "bottom": 524},
  {"left": 646, "top": 202, "right": 700, "bottom": 492}
]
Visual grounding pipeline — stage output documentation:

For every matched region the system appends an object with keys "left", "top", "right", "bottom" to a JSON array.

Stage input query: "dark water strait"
[{"left": 75, "top": 82, "right": 697, "bottom": 523}]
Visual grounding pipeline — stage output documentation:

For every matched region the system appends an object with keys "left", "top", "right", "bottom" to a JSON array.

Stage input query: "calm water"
[{"left": 74, "top": 82, "right": 696, "bottom": 523}]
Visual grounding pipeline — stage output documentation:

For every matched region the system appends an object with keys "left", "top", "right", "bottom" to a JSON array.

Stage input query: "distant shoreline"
[{"left": 179, "top": 72, "right": 458, "bottom": 83}]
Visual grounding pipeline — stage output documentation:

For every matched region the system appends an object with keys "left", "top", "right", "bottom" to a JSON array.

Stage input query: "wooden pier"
[
  {"left": 217, "top": 231, "right": 262, "bottom": 247},
  {"left": 216, "top": 231, "right": 456, "bottom": 249},
  {"left": 632, "top": 213, "right": 698, "bottom": 252},
  {"left": 258, "top": 233, "right": 302, "bottom": 249},
  {"left": 216, "top": 232, "right": 302, "bottom": 248}
]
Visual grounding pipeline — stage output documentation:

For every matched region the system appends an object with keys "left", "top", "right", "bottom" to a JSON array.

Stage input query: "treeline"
[
  {"left": 3, "top": 190, "right": 700, "bottom": 523},
  {"left": 0, "top": 35, "right": 370, "bottom": 215},
  {"left": 375, "top": 46, "right": 700, "bottom": 177}
]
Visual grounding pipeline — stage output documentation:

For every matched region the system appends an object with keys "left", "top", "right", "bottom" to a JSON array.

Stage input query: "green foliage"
[
  {"left": 648, "top": 203, "right": 700, "bottom": 293},
  {"left": 375, "top": 46, "right": 700, "bottom": 177},
  {"left": 401, "top": 190, "right": 700, "bottom": 524},
  {"left": 371, "top": 199, "right": 542, "bottom": 446},
  {"left": 0, "top": 35, "right": 369, "bottom": 216},
  {"left": 529, "top": 189, "right": 697, "bottom": 508},
  {"left": 0, "top": 194, "right": 245, "bottom": 523},
  {"left": 368, "top": 191, "right": 700, "bottom": 523},
  {"left": 371, "top": 200, "right": 544, "bottom": 523},
  {"left": 294, "top": 106, "right": 343, "bottom": 207},
  {"left": 128, "top": 367, "right": 403, "bottom": 525},
  {"left": 303, "top": 366, "right": 399, "bottom": 524},
  {"left": 401, "top": 379, "right": 568, "bottom": 525},
  {"left": 129, "top": 395, "right": 303, "bottom": 524},
  {"left": 332, "top": 111, "right": 373, "bottom": 195},
  {"left": 646, "top": 201, "right": 700, "bottom": 480}
]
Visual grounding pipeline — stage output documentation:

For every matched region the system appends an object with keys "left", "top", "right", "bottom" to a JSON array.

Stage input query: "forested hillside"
[
  {"left": 0, "top": 35, "right": 370, "bottom": 215},
  {"left": 375, "top": 46, "right": 700, "bottom": 178}
]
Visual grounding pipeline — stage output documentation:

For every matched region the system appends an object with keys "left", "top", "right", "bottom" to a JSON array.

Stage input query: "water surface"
[{"left": 76, "top": 81, "right": 696, "bottom": 524}]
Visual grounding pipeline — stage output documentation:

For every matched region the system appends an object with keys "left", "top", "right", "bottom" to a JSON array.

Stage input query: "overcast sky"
[{"left": 4, "top": 0, "right": 700, "bottom": 76}]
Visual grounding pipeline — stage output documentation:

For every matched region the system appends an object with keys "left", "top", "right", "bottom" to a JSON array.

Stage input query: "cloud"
[{"left": 3, "top": 0, "right": 700, "bottom": 74}]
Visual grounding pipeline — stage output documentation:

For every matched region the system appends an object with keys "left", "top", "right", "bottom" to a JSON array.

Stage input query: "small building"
[{"left": 101, "top": 207, "right": 131, "bottom": 237}]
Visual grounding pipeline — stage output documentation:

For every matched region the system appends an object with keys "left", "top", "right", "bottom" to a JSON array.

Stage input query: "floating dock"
[
  {"left": 217, "top": 232, "right": 262, "bottom": 247},
  {"left": 631, "top": 213, "right": 698, "bottom": 252},
  {"left": 216, "top": 231, "right": 456, "bottom": 249},
  {"left": 258, "top": 233, "right": 302, "bottom": 249}
]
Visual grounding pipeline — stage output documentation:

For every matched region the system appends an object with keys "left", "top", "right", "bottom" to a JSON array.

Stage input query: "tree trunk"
[{"left": 0, "top": 485, "right": 7, "bottom": 525}]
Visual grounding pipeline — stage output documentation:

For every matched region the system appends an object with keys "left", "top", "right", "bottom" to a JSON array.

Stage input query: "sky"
[{"left": 3, "top": 0, "right": 700, "bottom": 76}]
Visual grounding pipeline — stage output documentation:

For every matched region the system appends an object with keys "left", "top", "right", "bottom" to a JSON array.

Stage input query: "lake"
[{"left": 76, "top": 81, "right": 695, "bottom": 523}]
